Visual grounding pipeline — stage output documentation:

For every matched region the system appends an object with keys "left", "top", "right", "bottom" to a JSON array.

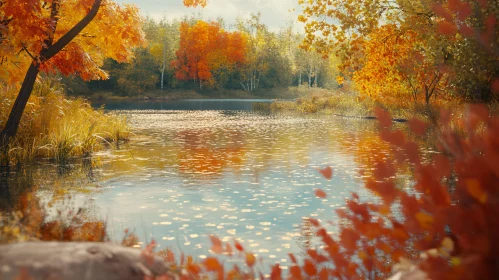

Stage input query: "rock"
[{"left": 0, "top": 242, "right": 172, "bottom": 280}]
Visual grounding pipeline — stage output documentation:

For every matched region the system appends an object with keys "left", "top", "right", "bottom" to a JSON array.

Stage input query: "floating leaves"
[
  {"left": 318, "top": 166, "right": 333, "bottom": 180},
  {"left": 315, "top": 188, "right": 327, "bottom": 198}
]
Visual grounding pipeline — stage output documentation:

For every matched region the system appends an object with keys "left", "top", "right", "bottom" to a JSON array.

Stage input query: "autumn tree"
[
  {"left": 172, "top": 20, "right": 247, "bottom": 89},
  {"left": 0, "top": 0, "right": 207, "bottom": 153},
  {"left": 298, "top": 0, "right": 498, "bottom": 103}
]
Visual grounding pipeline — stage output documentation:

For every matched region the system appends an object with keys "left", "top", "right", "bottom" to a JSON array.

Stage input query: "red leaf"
[
  {"left": 440, "top": 109, "right": 451, "bottom": 126},
  {"left": 457, "top": 2, "right": 472, "bottom": 21},
  {"left": 374, "top": 107, "right": 392, "bottom": 127},
  {"left": 318, "top": 166, "right": 333, "bottom": 180},
  {"left": 438, "top": 21, "right": 457, "bottom": 35},
  {"left": 308, "top": 218, "right": 320, "bottom": 227},
  {"left": 373, "top": 161, "right": 396, "bottom": 180},
  {"left": 408, "top": 118, "right": 428, "bottom": 136},
  {"left": 352, "top": 193, "right": 360, "bottom": 200},
  {"left": 290, "top": 266, "right": 303, "bottom": 280},
  {"left": 289, "top": 253, "right": 298, "bottom": 264},
  {"left": 492, "top": 78, "right": 499, "bottom": 94},
  {"left": 210, "top": 235, "right": 223, "bottom": 254},
  {"left": 318, "top": 268, "right": 329, "bottom": 280},
  {"left": 303, "top": 259, "right": 317, "bottom": 276},
  {"left": 270, "top": 264, "right": 282, "bottom": 280},
  {"left": 432, "top": 4, "right": 453, "bottom": 21},
  {"left": 459, "top": 24, "right": 475, "bottom": 37},
  {"left": 315, "top": 188, "right": 327, "bottom": 198},
  {"left": 307, "top": 249, "right": 329, "bottom": 263},
  {"left": 234, "top": 240, "right": 244, "bottom": 252}
]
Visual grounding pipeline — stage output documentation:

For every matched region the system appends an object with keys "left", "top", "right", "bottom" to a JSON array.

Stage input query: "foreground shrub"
[{"left": 0, "top": 78, "right": 130, "bottom": 164}]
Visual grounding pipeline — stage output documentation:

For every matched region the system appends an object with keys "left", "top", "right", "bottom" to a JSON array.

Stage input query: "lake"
[{"left": 1, "top": 99, "right": 397, "bottom": 272}]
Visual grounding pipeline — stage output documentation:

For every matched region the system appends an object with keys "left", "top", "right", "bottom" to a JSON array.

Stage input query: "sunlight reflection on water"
[{"left": 89, "top": 110, "right": 387, "bottom": 268}]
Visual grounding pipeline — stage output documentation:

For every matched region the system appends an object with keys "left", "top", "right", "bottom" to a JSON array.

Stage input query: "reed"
[{"left": 0, "top": 77, "right": 130, "bottom": 165}]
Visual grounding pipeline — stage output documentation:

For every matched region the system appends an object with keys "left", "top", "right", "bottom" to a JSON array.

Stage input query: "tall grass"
[
  {"left": 0, "top": 78, "right": 130, "bottom": 165},
  {"left": 270, "top": 87, "right": 467, "bottom": 122}
]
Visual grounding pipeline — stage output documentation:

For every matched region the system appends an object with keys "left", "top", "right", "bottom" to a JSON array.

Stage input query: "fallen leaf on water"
[
  {"left": 318, "top": 166, "right": 333, "bottom": 180},
  {"left": 315, "top": 189, "right": 327, "bottom": 198}
]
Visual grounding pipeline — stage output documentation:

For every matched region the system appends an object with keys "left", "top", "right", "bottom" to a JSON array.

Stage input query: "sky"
[{"left": 116, "top": 0, "right": 303, "bottom": 32}]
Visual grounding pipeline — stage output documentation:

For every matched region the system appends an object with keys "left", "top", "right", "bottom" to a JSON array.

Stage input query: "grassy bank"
[
  {"left": 0, "top": 79, "right": 130, "bottom": 165},
  {"left": 264, "top": 87, "right": 470, "bottom": 122}
]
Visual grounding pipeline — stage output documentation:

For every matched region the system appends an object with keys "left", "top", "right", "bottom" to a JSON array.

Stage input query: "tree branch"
[{"left": 40, "top": 0, "right": 102, "bottom": 62}]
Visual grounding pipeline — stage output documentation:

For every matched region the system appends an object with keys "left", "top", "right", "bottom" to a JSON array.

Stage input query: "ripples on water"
[
  {"left": 90, "top": 110, "right": 387, "bottom": 268},
  {"left": 1, "top": 109, "right": 401, "bottom": 270}
]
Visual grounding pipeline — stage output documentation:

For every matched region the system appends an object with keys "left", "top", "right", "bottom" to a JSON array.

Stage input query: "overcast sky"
[{"left": 116, "top": 0, "right": 303, "bottom": 31}]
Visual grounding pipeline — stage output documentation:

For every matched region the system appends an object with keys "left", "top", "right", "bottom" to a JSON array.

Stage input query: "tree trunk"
[
  {"left": 0, "top": 63, "right": 40, "bottom": 149},
  {"left": 160, "top": 41, "right": 167, "bottom": 90},
  {"left": 314, "top": 67, "right": 318, "bottom": 88}
]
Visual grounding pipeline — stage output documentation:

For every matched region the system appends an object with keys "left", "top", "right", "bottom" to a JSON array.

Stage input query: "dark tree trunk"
[{"left": 0, "top": 63, "right": 40, "bottom": 149}]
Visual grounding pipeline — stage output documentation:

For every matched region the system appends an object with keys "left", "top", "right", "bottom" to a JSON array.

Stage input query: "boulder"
[{"left": 0, "top": 242, "right": 172, "bottom": 280}]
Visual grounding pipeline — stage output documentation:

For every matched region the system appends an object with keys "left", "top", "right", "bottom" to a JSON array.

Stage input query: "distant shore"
[{"left": 74, "top": 87, "right": 310, "bottom": 102}]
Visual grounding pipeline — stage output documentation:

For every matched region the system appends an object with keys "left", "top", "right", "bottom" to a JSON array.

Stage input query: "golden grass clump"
[{"left": 0, "top": 78, "right": 130, "bottom": 164}]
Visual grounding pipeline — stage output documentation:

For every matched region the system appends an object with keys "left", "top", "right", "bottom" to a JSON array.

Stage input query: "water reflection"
[
  {"left": 1, "top": 110, "right": 408, "bottom": 269},
  {"left": 89, "top": 111, "right": 395, "bottom": 267}
]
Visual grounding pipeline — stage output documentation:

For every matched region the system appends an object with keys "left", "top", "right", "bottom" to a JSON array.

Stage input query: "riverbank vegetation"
[
  {"left": 1, "top": 0, "right": 499, "bottom": 279},
  {"left": 0, "top": 78, "right": 129, "bottom": 165}
]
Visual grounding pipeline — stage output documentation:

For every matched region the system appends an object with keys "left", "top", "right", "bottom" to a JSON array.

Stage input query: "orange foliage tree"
[
  {"left": 172, "top": 20, "right": 247, "bottom": 89},
  {"left": 0, "top": 0, "right": 207, "bottom": 152},
  {"left": 351, "top": 25, "right": 448, "bottom": 105}
]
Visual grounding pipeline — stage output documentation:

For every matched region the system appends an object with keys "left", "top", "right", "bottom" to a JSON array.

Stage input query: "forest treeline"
[
  {"left": 63, "top": 14, "right": 340, "bottom": 97},
  {"left": 298, "top": 0, "right": 499, "bottom": 105}
]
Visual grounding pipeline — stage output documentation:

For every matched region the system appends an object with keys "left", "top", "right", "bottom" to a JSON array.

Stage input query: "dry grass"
[
  {"left": 269, "top": 87, "right": 471, "bottom": 124},
  {"left": 0, "top": 78, "right": 130, "bottom": 165}
]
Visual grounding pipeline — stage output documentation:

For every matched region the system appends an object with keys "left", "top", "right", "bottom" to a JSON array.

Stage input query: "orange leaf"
[
  {"left": 204, "top": 257, "right": 222, "bottom": 271},
  {"left": 415, "top": 212, "right": 434, "bottom": 230},
  {"left": 246, "top": 253, "right": 256, "bottom": 267},
  {"left": 318, "top": 166, "right": 333, "bottom": 180},
  {"left": 466, "top": 179, "right": 488, "bottom": 204},
  {"left": 315, "top": 188, "right": 327, "bottom": 198}
]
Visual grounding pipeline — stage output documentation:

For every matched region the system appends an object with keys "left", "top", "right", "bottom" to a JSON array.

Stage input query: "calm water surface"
[{"left": 1, "top": 100, "right": 400, "bottom": 271}]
